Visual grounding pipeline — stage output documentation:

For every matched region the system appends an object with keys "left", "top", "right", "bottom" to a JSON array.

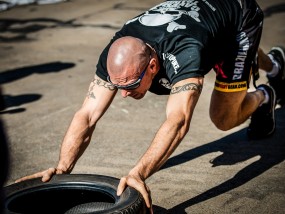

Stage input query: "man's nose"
[{"left": 121, "top": 90, "right": 131, "bottom": 98}]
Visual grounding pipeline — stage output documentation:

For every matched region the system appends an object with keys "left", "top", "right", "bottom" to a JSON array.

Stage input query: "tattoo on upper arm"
[
  {"left": 170, "top": 83, "right": 203, "bottom": 95},
  {"left": 87, "top": 76, "right": 116, "bottom": 99}
]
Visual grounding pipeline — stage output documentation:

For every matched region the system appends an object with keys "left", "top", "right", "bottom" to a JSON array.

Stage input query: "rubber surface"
[{"left": 4, "top": 174, "right": 147, "bottom": 214}]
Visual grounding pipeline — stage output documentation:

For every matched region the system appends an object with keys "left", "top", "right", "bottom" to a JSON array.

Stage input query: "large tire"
[{"left": 4, "top": 174, "right": 147, "bottom": 214}]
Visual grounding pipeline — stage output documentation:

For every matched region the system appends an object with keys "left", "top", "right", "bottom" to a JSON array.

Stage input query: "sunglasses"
[{"left": 107, "top": 59, "right": 150, "bottom": 90}]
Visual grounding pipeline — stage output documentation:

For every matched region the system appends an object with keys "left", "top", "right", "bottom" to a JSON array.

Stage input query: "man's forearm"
[
  {"left": 129, "top": 80, "right": 202, "bottom": 180},
  {"left": 56, "top": 110, "right": 96, "bottom": 173},
  {"left": 130, "top": 116, "right": 189, "bottom": 180},
  {"left": 55, "top": 76, "right": 117, "bottom": 173}
]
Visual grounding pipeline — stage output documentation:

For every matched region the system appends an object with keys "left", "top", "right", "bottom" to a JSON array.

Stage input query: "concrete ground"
[{"left": 0, "top": 0, "right": 285, "bottom": 213}]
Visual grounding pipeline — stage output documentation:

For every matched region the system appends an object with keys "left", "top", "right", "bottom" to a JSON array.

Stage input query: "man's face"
[
  {"left": 120, "top": 68, "right": 152, "bottom": 99},
  {"left": 106, "top": 38, "right": 159, "bottom": 99},
  {"left": 109, "top": 59, "right": 152, "bottom": 100}
]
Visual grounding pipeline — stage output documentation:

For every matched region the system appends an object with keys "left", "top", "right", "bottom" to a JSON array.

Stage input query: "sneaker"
[
  {"left": 267, "top": 46, "right": 285, "bottom": 106},
  {"left": 247, "top": 84, "right": 276, "bottom": 139}
]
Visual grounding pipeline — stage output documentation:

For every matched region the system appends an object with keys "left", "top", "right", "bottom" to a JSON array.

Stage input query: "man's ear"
[{"left": 149, "top": 58, "right": 159, "bottom": 74}]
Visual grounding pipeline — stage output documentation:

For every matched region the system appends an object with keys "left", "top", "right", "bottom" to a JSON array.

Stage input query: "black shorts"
[{"left": 214, "top": 0, "right": 264, "bottom": 92}]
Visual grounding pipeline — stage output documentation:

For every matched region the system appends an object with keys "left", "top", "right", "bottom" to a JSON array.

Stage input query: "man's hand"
[
  {"left": 117, "top": 174, "right": 153, "bottom": 214},
  {"left": 15, "top": 167, "right": 64, "bottom": 183}
]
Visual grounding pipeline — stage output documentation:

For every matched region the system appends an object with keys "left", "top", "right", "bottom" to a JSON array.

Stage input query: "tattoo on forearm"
[
  {"left": 170, "top": 83, "right": 203, "bottom": 95},
  {"left": 87, "top": 91, "right": 96, "bottom": 99},
  {"left": 87, "top": 76, "right": 116, "bottom": 99}
]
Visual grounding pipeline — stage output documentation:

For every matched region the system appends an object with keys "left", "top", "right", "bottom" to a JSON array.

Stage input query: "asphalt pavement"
[{"left": 0, "top": 0, "right": 285, "bottom": 213}]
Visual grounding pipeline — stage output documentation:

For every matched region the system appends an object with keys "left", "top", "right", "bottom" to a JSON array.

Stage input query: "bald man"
[{"left": 16, "top": 0, "right": 285, "bottom": 212}]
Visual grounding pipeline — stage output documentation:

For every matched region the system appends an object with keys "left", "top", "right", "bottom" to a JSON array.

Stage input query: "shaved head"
[{"left": 107, "top": 36, "right": 150, "bottom": 84}]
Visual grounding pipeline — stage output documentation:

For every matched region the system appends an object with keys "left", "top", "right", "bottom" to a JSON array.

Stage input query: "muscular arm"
[
  {"left": 117, "top": 77, "right": 203, "bottom": 209},
  {"left": 132, "top": 78, "right": 203, "bottom": 178},
  {"left": 56, "top": 75, "right": 117, "bottom": 173},
  {"left": 16, "top": 75, "right": 117, "bottom": 182}
]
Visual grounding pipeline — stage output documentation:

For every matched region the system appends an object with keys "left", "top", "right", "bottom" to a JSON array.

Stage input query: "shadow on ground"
[
  {"left": 0, "top": 2, "right": 147, "bottom": 42},
  {"left": 154, "top": 107, "right": 285, "bottom": 213},
  {"left": 0, "top": 94, "right": 41, "bottom": 114},
  {"left": 263, "top": 3, "right": 285, "bottom": 18},
  {"left": 0, "top": 61, "right": 75, "bottom": 113},
  {"left": 0, "top": 61, "right": 75, "bottom": 84}
]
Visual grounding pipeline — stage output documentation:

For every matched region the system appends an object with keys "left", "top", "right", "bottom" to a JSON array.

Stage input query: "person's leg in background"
[{"left": 258, "top": 47, "right": 285, "bottom": 107}]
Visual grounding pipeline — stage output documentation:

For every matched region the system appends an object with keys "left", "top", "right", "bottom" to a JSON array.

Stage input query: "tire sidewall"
[{"left": 4, "top": 174, "right": 146, "bottom": 214}]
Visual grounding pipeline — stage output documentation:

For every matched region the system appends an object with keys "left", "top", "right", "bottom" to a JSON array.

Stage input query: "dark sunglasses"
[{"left": 107, "top": 60, "right": 149, "bottom": 90}]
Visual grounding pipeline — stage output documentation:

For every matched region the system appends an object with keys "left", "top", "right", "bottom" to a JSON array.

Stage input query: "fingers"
[
  {"left": 117, "top": 176, "right": 127, "bottom": 196},
  {"left": 42, "top": 168, "right": 56, "bottom": 182},
  {"left": 134, "top": 180, "right": 152, "bottom": 210},
  {"left": 15, "top": 171, "right": 45, "bottom": 183},
  {"left": 15, "top": 167, "right": 58, "bottom": 183},
  {"left": 117, "top": 175, "right": 153, "bottom": 212}
]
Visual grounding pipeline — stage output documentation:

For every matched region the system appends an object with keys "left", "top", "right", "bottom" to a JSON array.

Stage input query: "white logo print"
[
  {"left": 126, "top": 1, "right": 201, "bottom": 32},
  {"left": 233, "top": 32, "right": 250, "bottom": 80},
  {"left": 163, "top": 53, "right": 180, "bottom": 74},
  {"left": 159, "top": 78, "right": 172, "bottom": 89}
]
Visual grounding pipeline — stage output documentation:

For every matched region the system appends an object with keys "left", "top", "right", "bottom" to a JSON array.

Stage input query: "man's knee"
[
  {"left": 210, "top": 89, "right": 248, "bottom": 131},
  {"left": 209, "top": 111, "right": 234, "bottom": 131}
]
